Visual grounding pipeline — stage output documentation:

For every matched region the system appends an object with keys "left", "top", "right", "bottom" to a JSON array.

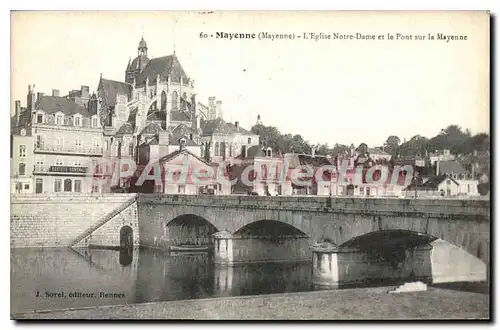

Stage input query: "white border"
[{"left": 3, "top": 1, "right": 498, "bottom": 328}]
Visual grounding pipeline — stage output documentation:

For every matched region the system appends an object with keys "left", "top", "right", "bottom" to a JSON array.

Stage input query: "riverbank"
[{"left": 13, "top": 286, "right": 489, "bottom": 320}]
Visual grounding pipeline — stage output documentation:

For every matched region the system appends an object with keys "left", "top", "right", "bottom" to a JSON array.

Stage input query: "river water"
[{"left": 10, "top": 247, "right": 488, "bottom": 315}]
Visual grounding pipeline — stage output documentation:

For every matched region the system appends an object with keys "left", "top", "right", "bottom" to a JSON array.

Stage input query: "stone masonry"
[{"left": 10, "top": 194, "right": 138, "bottom": 248}]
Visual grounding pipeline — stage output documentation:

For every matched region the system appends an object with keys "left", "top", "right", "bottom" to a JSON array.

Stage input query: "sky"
[{"left": 11, "top": 11, "right": 490, "bottom": 147}]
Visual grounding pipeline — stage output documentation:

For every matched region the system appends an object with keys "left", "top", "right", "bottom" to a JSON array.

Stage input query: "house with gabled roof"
[{"left": 403, "top": 174, "right": 460, "bottom": 197}]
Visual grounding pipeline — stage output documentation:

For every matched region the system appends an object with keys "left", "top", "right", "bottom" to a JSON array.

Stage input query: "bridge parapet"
[{"left": 137, "top": 194, "right": 490, "bottom": 221}]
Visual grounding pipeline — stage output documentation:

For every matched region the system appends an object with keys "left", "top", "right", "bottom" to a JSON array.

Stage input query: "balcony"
[
  {"left": 33, "top": 165, "right": 90, "bottom": 176},
  {"left": 34, "top": 145, "right": 103, "bottom": 156}
]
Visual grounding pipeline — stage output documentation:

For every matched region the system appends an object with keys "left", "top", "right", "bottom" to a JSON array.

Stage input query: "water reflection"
[
  {"left": 119, "top": 249, "right": 133, "bottom": 266},
  {"left": 10, "top": 248, "right": 316, "bottom": 314}
]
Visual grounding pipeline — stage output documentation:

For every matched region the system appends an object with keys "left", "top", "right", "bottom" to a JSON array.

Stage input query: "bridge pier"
[
  {"left": 213, "top": 231, "right": 310, "bottom": 266},
  {"left": 214, "top": 231, "right": 234, "bottom": 266},
  {"left": 311, "top": 242, "right": 433, "bottom": 288}
]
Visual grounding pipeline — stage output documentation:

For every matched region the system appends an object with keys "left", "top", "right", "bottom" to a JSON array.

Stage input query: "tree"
[
  {"left": 385, "top": 135, "right": 400, "bottom": 148},
  {"left": 317, "top": 143, "right": 330, "bottom": 155}
]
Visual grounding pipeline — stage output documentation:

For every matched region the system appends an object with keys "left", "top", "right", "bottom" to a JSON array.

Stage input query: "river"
[{"left": 10, "top": 247, "right": 488, "bottom": 315}]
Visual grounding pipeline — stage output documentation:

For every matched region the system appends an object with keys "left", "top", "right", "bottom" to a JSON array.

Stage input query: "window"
[
  {"left": 178, "top": 185, "right": 185, "bottom": 194},
  {"left": 36, "top": 135, "right": 44, "bottom": 149},
  {"left": 64, "top": 179, "right": 72, "bottom": 192},
  {"left": 171, "top": 91, "right": 178, "bottom": 110},
  {"left": 261, "top": 164, "right": 268, "bottom": 179},
  {"left": 92, "top": 117, "right": 98, "bottom": 127},
  {"left": 24, "top": 184, "right": 29, "bottom": 190},
  {"left": 75, "top": 139, "right": 82, "bottom": 147},
  {"left": 74, "top": 180, "right": 82, "bottom": 193},
  {"left": 155, "top": 184, "right": 162, "bottom": 193},
  {"left": 74, "top": 160, "right": 82, "bottom": 167},
  {"left": 359, "top": 187, "right": 364, "bottom": 195},
  {"left": 36, "top": 160, "right": 44, "bottom": 165},
  {"left": 92, "top": 185, "right": 100, "bottom": 193},
  {"left": 468, "top": 184, "right": 471, "bottom": 193},
  {"left": 229, "top": 145, "right": 233, "bottom": 157},
  {"left": 248, "top": 137, "right": 252, "bottom": 144},
  {"left": 447, "top": 179, "right": 451, "bottom": 185},
  {"left": 35, "top": 179, "right": 43, "bottom": 194},
  {"left": 55, "top": 137, "right": 63, "bottom": 150},
  {"left": 74, "top": 116, "right": 81, "bottom": 126},
  {"left": 105, "top": 140, "right": 109, "bottom": 151},
  {"left": 36, "top": 114, "right": 43, "bottom": 123},
  {"left": 161, "top": 91, "right": 167, "bottom": 111},
  {"left": 129, "top": 143, "right": 134, "bottom": 156},
  {"left": 366, "top": 187, "right": 371, "bottom": 196},
  {"left": 214, "top": 142, "right": 219, "bottom": 157},
  {"left": 56, "top": 115, "right": 64, "bottom": 125},
  {"left": 93, "top": 139, "right": 101, "bottom": 150},
  {"left": 19, "top": 145, "right": 26, "bottom": 158},
  {"left": 54, "top": 179, "right": 62, "bottom": 192},
  {"left": 15, "top": 182, "right": 22, "bottom": 193},
  {"left": 56, "top": 159, "right": 63, "bottom": 166},
  {"left": 18, "top": 163, "right": 26, "bottom": 176}
]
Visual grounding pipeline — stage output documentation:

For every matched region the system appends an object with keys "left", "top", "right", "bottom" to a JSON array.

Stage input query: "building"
[
  {"left": 429, "top": 149, "right": 455, "bottom": 165},
  {"left": 10, "top": 130, "right": 34, "bottom": 194},
  {"left": 200, "top": 119, "right": 260, "bottom": 165},
  {"left": 131, "top": 138, "right": 230, "bottom": 195},
  {"left": 368, "top": 147, "right": 392, "bottom": 163},
  {"left": 12, "top": 87, "right": 104, "bottom": 194},
  {"left": 436, "top": 160, "right": 469, "bottom": 180},
  {"left": 229, "top": 145, "right": 291, "bottom": 196},
  {"left": 404, "top": 175, "right": 459, "bottom": 197}
]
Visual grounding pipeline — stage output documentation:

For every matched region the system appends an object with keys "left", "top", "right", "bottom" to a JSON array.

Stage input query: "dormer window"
[
  {"left": 36, "top": 113, "right": 44, "bottom": 124},
  {"left": 56, "top": 114, "right": 64, "bottom": 126},
  {"left": 74, "top": 116, "right": 82, "bottom": 126}
]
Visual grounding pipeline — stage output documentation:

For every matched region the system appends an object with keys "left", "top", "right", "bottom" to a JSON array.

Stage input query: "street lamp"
[{"left": 413, "top": 170, "right": 420, "bottom": 199}]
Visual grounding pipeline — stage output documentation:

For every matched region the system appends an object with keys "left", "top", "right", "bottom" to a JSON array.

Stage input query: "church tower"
[{"left": 125, "top": 37, "right": 150, "bottom": 84}]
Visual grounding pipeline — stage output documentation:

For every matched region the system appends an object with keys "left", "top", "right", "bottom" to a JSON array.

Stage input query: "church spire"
[{"left": 138, "top": 36, "right": 148, "bottom": 56}]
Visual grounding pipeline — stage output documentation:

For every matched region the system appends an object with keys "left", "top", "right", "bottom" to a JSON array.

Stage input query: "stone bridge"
[
  {"left": 138, "top": 194, "right": 489, "bottom": 287},
  {"left": 10, "top": 193, "right": 489, "bottom": 287},
  {"left": 137, "top": 195, "right": 490, "bottom": 260}
]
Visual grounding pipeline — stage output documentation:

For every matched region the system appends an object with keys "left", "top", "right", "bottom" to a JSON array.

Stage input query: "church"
[{"left": 94, "top": 37, "right": 260, "bottom": 192}]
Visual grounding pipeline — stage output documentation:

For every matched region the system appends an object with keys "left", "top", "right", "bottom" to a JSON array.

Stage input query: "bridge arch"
[
  {"left": 234, "top": 220, "right": 307, "bottom": 238},
  {"left": 166, "top": 213, "right": 219, "bottom": 247}
]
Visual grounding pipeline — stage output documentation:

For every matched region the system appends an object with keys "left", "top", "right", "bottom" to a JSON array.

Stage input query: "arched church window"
[
  {"left": 172, "top": 91, "right": 178, "bottom": 110},
  {"left": 214, "top": 142, "right": 220, "bottom": 157},
  {"left": 220, "top": 142, "right": 226, "bottom": 157},
  {"left": 161, "top": 91, "right": 167, "bottom": 111}
]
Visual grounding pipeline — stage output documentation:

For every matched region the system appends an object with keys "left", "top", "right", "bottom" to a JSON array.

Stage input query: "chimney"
[
  {"left": 179, "top": 138, "right": 186, "bottom": 150},
  {"left": 37, "top": 92, "right": 45, "bottom": 101},
  {"left": 81, "top": 86, "right": 89, "bottom": 98},
  {"left": 216, "top": 100, "right": 222, "bottom": 118},
  {"left": 235, "top": 121, "right": 239, "bottom": 130},
  {"left": 14, "top": 100, "right": 21, "bottom": 125},
  {"left": 15, "top": 100, "right": 21, "bottom": 115},
  {"left": 52, "top": 89, "right": 60, "bottom": 97}
]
